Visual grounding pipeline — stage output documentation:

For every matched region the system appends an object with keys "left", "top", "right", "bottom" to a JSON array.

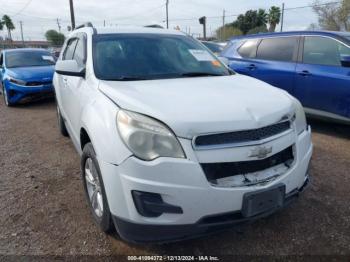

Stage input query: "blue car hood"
[{"left": 7, "top": 66, "right": 55, "bottom": 81}]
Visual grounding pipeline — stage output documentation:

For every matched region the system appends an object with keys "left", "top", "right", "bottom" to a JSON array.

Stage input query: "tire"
[
  {"left": 2, "top": 84, "right": 13, "bottom": 107},
  {"left": 81, "top": 143, "right": 114, "bottom": 233},
  {"left": 56, "top": 104, "right": 69, "bottom": 137}
]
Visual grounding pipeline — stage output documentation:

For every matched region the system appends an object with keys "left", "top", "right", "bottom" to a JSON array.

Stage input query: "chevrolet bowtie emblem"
[{"left": 249, "top": 146, "right": 273, "bottom": 159}]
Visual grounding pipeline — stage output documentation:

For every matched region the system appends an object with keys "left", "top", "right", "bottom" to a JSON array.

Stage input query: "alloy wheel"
[
  {"left": 84, "top": 158, "right": 104, "bottom": 218},
  {"left": 3, "top": 86, "right": 9, "bottom": 106}
]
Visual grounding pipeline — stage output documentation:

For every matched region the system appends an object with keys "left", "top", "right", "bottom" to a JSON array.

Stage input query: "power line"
[
  {"left": 12, "top": 0, "right": 33, "bottom": 17},
  {"left": 284, "top": 1, "right": 341, "bottom": 11}
]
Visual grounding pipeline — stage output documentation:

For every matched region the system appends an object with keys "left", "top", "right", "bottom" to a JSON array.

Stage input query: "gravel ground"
[{"left": 0, "top": 97, "right": 350, "bottom": 258}]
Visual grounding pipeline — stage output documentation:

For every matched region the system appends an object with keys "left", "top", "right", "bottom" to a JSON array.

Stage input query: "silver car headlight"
[
  {"left": 292, "top": 97, "right": 307, "bottom": 135},
  {"left": 117, "top": 110, "right": 185, "bottom": 161}
]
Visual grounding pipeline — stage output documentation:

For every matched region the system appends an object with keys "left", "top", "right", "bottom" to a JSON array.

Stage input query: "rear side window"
[
  {"left": 238, "top": 39, "right": 259, "bottom": 58},
  {"left": 303, "top": 36, "right": 350, "bottom": 66},
  {"left": 63, "top": 38, "right": 78, "bottom": 60},
  {"left": 257, "top": 37, "right": 298, "bottom": 62}
]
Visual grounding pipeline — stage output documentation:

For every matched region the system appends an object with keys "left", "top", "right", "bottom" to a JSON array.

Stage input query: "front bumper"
[
  {"left": 98, "top": 127, "right": 312, "bottom": 243},
  {"left": 4, "top": 80, "right": 54, "bottom": 104},
  {"left": 112, "top": 176, "right": 309, "bottom": 243}
]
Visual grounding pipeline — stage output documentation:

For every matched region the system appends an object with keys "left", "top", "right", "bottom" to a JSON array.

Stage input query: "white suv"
[{"left": 54, "top": 23, "right": 312, "bottom": 243}]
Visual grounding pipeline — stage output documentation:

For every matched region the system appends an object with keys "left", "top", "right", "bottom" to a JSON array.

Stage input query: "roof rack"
[{"left": 75, "top": 22, "right": 94, "bottom": 30}]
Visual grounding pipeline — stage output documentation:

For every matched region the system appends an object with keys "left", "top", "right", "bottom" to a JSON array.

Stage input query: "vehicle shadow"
[
  {"left": 307, "top": 117, "right": 350, "bottom": 139},
  {"left": 3, "top": 96, "right": 56, "bottom": 109}
]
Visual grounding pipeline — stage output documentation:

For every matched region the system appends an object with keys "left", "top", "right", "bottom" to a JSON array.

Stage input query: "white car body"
[{"left": 54, "top": 25, "right": 312, "bottom": 243}]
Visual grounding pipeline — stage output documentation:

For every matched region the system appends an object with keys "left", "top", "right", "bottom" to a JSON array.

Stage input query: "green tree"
[
  {"left": 257, "top": 9, "right": 268, "bottom": 26},
  {"left": 45, "top": 30, "right": 65, "bottom": 46},
  {"left": 247, "top": 25, "right": 268, "bottom": 35},
  {"left": 232, "top": 9, "right": 268, "bottom": 34},
  {"left": 216, "top": 26, "right": 242, "bottom": 41},
  {"left": 312, "top": 0, "right": 350, "bottom": 31},
  {"left": 268, "top": 6, "right": 281, "bottom": 32},
  {"left": 2, "top": 15, "right": 15, "bottom": 40}
]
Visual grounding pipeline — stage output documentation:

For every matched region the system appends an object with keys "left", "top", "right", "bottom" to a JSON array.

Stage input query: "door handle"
[
  {"left": 298, "top": 70, "right": 312, "bottom": 76},
  {"left": 247, "top": 64, "right": 257, "bottom": 70}
]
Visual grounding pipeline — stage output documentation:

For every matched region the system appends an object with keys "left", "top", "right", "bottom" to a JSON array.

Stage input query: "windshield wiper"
[
  {"left": 104, "top": 76, "right": 149, "bottom": 81},
  {"left": 180, "top": 72, "right": 223, "bottom": 77}
]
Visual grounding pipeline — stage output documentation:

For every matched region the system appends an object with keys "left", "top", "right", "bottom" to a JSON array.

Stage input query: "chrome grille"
[{"left": 194, "top": 121, "right": 291, "bottom": 148}]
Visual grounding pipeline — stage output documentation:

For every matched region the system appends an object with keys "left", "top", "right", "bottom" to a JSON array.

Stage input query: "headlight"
[
  {"left": 117, "top": 110, "right": 186, "bottom": 161},
  {"left": 8, "top": 77, "right": 26, "bottom": 86},
  {"left": 292, "top": 97, "right": 307, "bottom": 135}
]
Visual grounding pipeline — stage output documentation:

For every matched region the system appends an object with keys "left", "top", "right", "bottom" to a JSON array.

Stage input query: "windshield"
[
  {"left": 202, "top": 42, "right": 224, "bottom": 53},
  {"left": 5, "top": 50, "right": 55, "bottom": 68},
  {"left": 93, "top": 34, "right": 231, "bottom": 81}
]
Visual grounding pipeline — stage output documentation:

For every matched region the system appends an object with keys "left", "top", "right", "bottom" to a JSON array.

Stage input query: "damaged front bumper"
[{"left": 112, "top": 175, "right": 310, "bottom": 243}]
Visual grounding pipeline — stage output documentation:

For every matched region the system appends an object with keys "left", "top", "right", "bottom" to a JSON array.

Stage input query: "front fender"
[{"left": 80, "top": 95, "right": 132, "bottom": 165}]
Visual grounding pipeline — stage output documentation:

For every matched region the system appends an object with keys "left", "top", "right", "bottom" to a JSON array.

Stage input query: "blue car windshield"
[
  {"left": 92, "top": 34, "right": 231, "bottom": 81},
  {"left": 6, "top": 51, "right": 55, "bottom": 68}
]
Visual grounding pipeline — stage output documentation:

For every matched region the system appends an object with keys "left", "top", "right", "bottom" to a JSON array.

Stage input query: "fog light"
[{"left": 132, "top": 190, "right": 183, "bottom": 218}]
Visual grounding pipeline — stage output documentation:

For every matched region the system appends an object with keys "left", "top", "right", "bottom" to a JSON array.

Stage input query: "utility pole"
[
  {"left": 19, "top": 21, "right": 24, "bottom": 46},
  {"left": 56, "top": 18, "right": 61, "bottom": 32},
  {"left": 222, "top": 9, "right": 225, "bottom": 41},
  {"left": 166, "top": 0, "right": 169, "bottom": 29},
  {"left": 280, "top": 3, "right": 285, "bottom": 32},
  {"left": 69, "top": 0, "right": 76, "bottom": 30}
]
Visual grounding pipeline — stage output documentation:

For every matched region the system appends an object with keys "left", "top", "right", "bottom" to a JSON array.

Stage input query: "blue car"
[
  {"left": 221, "top": 31, "right": 350, "bottom": 122},
  {"left": 0, "top": 48, "right": 55, "bottom": 106}
]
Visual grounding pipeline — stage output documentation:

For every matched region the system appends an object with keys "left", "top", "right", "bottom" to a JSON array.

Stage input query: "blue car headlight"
[{"left": 7, "top": 76, "right": 27, "bottom": 86}]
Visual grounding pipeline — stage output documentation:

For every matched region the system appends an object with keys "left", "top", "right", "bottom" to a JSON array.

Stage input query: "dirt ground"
[{"left": 0, "top": 97, "right": 350, "bottom": 258}]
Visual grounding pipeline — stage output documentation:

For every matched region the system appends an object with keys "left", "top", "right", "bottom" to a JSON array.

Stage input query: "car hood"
[
  {"left": 7, "top": 66, "right": 55, "bottom": 81},
  {"left": 98, "top": 75, "right": 294, "bottom": 138}
]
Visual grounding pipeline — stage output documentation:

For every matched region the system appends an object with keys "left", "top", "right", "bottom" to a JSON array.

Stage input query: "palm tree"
[
  {"left": 268, "top": 6, "right": 281, "bottom": 32},
  {"left": 2, "top": 15, "right": 15, "bottom": 41},
  {"left": 257, "top": 9, "right": 268, "bottom": 26}
]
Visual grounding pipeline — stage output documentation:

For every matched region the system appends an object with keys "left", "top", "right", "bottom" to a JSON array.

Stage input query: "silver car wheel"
[
  {"left": 3, "top": 86, "right": 9, "bottom": 106},
  {"left": 84, "top": 158, "right": 104, "bottom": 218}
]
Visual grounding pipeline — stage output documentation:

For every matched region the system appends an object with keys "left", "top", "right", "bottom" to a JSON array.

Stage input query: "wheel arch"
[
  {"left": 80, "top": 127, "right": 91, "bottom": 151},
  {"left": 79, "top": 96, "right": 132, "bottom": 165}
]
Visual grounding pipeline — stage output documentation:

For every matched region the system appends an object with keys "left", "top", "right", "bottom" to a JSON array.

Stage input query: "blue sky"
[{"left": 0, "top": 0, "right": 319, "bottom": 40}]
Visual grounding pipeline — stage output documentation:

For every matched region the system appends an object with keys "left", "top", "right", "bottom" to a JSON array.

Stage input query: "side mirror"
[
  {"left": 55, "top": 60, "right": 85, "bottom": 77},
  {"left": 340, "top": 55, "right": 350, "bottom": 68},
  {"left": 218, "top": 56, "right": 229, "bottom": 66}
]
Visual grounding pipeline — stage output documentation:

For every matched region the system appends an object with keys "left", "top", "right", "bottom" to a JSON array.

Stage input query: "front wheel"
[{"left": 81, "top": 143, "right": 114, "bottom": 233}]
